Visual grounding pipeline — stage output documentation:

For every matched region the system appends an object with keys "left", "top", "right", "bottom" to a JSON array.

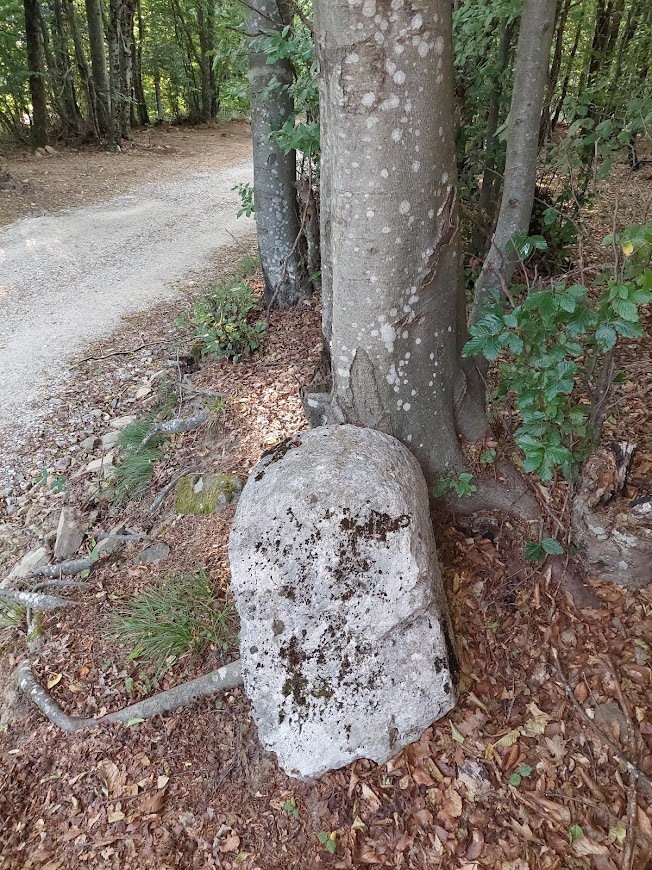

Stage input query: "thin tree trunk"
[
  {"left": 197, "top": 1, "right": 211, "bottom": 123},
  {"left": 133, "top": 0, "right": 149, "bottom": 125},
  {"left": 24, "top": 0, "right": 49, "bottom": 148},
  {"left": 64, "top": 0, "right": 99, "bottom": 138},
  {"left": 551, "top": 6, "right": 583, "bottom": 130},
  {"left": 154, "top": 69, "right": 163, "bottom": 120},
  {"left": 472, "top": 0, "right": 557, "bottom": 322},
  {"left": 107, "top": 0, "right": 121, "bottom": 146},
  {"left": 50, "top": 0, "right": 83, "bottom": 134},
  {"left": 246, "top": 0, "right": 311, "bottom": 308},
  {"left": 471, "top": 17, "right": 515, "bottom": 259},
  {"left": 540, "top": 0, "right": 571, "bottom": 143},
  {"left": 85, "top": 0, "right": 110, "bottom": 135},
  {"left": 118, "top": 0, "right": 135, "bottom": 138}
]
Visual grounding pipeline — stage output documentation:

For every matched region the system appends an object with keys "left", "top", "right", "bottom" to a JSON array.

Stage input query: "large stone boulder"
[{"left": 229, "top": 425, "right": 458, "bottom": 780}]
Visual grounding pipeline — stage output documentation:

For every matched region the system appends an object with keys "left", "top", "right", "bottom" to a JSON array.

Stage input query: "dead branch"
[
  {"left": 17, "top": 659, "right": 243, "bottom": 733},
  {"left": 0, "top": 588, "right": 74, "bottom": 611},
  {"left": 141, "top": 411, "right": 208, "bottom": 447}
]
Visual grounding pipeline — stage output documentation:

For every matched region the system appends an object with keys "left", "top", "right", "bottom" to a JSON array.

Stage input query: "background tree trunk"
[
  {"left": 85, "top": 0, "right": 111, "bottom": 135},
  {"left": 24, "top": 0, "right": 49, "bottom": 148},
  {"left": 64, "top": 0, "right": 99, "bottom": 138},
  {"left": 315, "top": 0, "right": 477, "bottom": 481},
  {"left": 472, "top": 0, "right": 557, "bottom": 322},
  {"left": 246, "top": 0, "right": 310, "bottom": 308}
]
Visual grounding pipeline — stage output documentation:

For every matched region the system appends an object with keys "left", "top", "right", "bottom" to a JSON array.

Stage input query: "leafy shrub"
[
  {"left": 464, "top": 225, "right": 652, "bottom": 482},
  {"left": 189, "top": 280, "right": 266, "bottom": 361},
  {"left": 108, "top": 570, "right": 236, "bottom": 676}
]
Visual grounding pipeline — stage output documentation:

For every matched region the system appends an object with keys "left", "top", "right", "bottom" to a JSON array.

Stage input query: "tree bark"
[
  {"left": 85, "top": 0, "right": 111, "bottom": 135},
  {"left": 64, "top": 0, "right": 100, "bottom": 139},
  {"left": 132, "top": 0, "right": 149, "bottom": 126},
  {"left": 197, "top": 0, "right": 212, "bottom": 123},
  {"left": 472, "top": 0, "right": 557, "bottom": 322},
  {"left": 24, "top": 0, "right": 49, "bottom": 148},
  {"left": 246, "top": 0, "right": 311, "bottom": 308},
  {"left": 315, "top": 0, "right": 482, "bottom": 481}
]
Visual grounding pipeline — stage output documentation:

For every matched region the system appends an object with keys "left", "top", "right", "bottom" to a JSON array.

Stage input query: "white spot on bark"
[
  {"left": 392, "top": 129, "right": 403, "bottom": 142},
  {"left": 399, "top": 200, "right": 411, "bottom": 214},
  {"left": 403, "top": 403, "right": 411, "bottom": 411},
  {"left": 362, "top": 92, "right": 376, "bottom": 107},
  {"left": 381, "top": 323, "right": 396, "bottom": 353},
  {"left": 393, "top": 70, "right": 406, "bottom": 85}
]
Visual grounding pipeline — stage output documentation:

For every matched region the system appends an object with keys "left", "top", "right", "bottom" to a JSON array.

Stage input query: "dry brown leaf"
[
  {"left": 139, "top": 789, "right": 167, "bottom": 815},
  {"left": 466, "top": 829, "right": 484, "bottom": 860},
  {"left": 360, "top": 783, "right": 381, "bottom": 813},
  {"left": 219, "top": 831, "right": 241, "bottom": 853}
]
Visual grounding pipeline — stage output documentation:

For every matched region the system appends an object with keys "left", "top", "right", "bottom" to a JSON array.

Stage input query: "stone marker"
[{"left": 229, "top": 425, "right": 458, "bottom": 780}]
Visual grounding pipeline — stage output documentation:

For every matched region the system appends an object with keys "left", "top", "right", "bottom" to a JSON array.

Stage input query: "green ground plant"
[
  {"left": 188, "top": 280, "right": 267, "bottom": 362},
  {"left": 113, "top": 419, "right": 166, "bottom": 500},
  {"left": 108, "top": 570, "right": 236, "bottom": 677}
]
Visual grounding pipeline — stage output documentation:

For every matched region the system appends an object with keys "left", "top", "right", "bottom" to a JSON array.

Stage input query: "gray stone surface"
[
  {"left": 4, "top": 546, "right": 49, "bottom": 583},
  {"left": 54, "top": 507, "right": 86, "bottom": 560},
  {"left": 229, "top": 425, "right": 458, "bottom": 780}
]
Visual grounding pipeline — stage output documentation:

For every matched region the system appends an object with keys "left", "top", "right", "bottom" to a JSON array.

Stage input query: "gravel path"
[{"left": 0, "top": 161, "right": 254, "bottom": 438}]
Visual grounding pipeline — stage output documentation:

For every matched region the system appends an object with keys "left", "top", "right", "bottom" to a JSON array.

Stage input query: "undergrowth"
[{"left": 108, "top": 570, "right": 236, "bottom": 676}]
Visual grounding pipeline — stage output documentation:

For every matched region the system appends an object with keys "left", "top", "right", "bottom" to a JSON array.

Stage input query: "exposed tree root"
[
  {"left": 548, "top": 556, "right": 601, "bottom": 610},
  {"left": 142, "top": 411, "right": 208, "bottom": 447},
  {"left": 0, "top": 588, "right": 74, "bottom": 611},
  {"left": 442, "top": 461, "right": 540, "bottom": 523},
  {"left": 16, "top": 659, "right": 244, "bottom": 733},
  {"left": 34, "top": 559, "right": 94, "bottom": 578}
]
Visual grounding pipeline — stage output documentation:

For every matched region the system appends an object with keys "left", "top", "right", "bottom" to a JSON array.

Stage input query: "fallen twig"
[
  {"left": 0, "top": 588, "right": 74, "bottom": 611},
  {"left": 17, "top": 659, "right": 243, "bottom": 733},
  {"left": 551, "top": 648, "right": 652, "bottom": 794},
  {"left": 141, "top": 411, "right": 208, "bottom": 447}
]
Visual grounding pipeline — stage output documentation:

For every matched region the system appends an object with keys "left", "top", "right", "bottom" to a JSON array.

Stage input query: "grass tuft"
[
  {"left": 108, "top": 570, "right": 236, "bottom": 676},
  {"left": 113, "top": 419, "right": 165, "bottom": 499},
  {"left": 0, "top": 601, "right": 25, "bottom": 631}
]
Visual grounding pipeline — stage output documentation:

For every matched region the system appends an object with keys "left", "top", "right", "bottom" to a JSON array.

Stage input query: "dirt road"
[{"left": 0, "top": 160, "right": 254, "bottom": 445}]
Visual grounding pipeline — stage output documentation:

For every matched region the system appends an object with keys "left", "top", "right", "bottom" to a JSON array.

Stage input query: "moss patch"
[{"left": 174, "top": 473, "right": 242, "bottom": 516}]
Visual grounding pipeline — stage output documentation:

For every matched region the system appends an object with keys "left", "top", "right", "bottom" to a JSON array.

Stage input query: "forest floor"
[{"left": 0, "top": 137, "right": 651, "bottom": 869}]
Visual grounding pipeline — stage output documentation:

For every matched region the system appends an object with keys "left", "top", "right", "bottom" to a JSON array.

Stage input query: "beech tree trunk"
[
  {"left": 315, "top": 0, "right": 484, "bottom": 482},
  {"left": 24, "top": 0, "right": 49, "bottom": 148},
  {"left": 246, "top": 0, "right": 311, "bottom": 308},
  {"left": 472, "top": 0, "right": 557, "bottom": 321},
  {"left": 85, "top": 0, "right": 111, "bottom": 135}
]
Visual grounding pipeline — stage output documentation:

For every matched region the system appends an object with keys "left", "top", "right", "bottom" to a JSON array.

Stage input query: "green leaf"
[
  {"left": 524, "top": 541, "right": 545, "bottom": 563},
  {"left": 595, "top": 324, "right": 617, "bottom": 351},
  {"left": 542, "top": 538, "right": 564, "bottom": 555},
  {"left": 508, "top": 772, "right": 523, "bottom": 786},
  {"left": 126, "top": 717, "right": 145, "bottom": 727},
  {"left": 480, "top": 449, "right": 497, "bottom": 464},
  {"left": 611, "top": 298, "right": 638, "bottom": 322},
  {"left": 569, "top": 824, "right": 584, "bottom": 845}
]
